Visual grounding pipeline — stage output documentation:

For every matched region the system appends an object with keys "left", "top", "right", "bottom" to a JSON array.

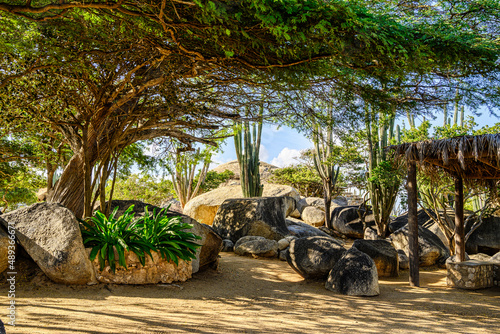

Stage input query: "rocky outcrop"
[
  {"left": 184, "top": 184, "right": 300, "bottom": 226},
  {"left": 1, "top": 203, "right": 96, "bottom": 284},
  {"left": 234, "top": 236, "right": 278, "bottom": 258},
  {"left": 212, "top": 197, "right": 291, "bottom": 242},
  {"left": 328, "top": 206, "right": 375, "bottom": 239},
  {"left": 285, "top": 218, "right": 332, "bottom": 238},
  {"left": 465, "top": 216, "right": 500, "bottom": 255},
  {"left": 91, "top": 249, "right": 192, "bottom": 284},
  {"left": 389, "top": 209, "right": 447, "bottom": 246},
  {"left": 390, "top": 225, "right": 450, "bottom": 267},
  {"left": 352, "top": 240, "right": 399, "bottom": 277},
  {"left": 301, "top": 206, "right": 325, "bottom": 227},
  {"left": 94, "top": 200, "right": 222, "bottom": 273},
  {"left": 286, "top": 236, "right": 345, "bottom": 279},
  {"left": 0, "top": 223, "right": 11, "bottom": 273},
  {"left": 325, "top": 248, "right": 379, "bottom": 296}
]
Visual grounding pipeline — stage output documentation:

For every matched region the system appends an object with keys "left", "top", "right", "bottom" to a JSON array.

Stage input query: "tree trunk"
[{"left": 407, "top": 161, "right": 419, "bottom": 287}]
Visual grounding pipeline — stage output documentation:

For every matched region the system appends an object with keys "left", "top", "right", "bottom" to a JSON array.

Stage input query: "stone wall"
[
  {"left": 446, "top": 260, "right": 497, "bottom": 290},
  {"left": 89, "top": 249, "right": 192, "bottom": 284}
]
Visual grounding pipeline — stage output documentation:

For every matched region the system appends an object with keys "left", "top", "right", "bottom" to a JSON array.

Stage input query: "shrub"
[{"left": 80, "top": 205, "right": 201, "bottom": 273}]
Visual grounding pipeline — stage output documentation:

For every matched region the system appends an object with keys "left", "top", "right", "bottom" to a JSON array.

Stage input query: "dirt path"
[{"left": 1, "top": 253, "right": 499, "bottom": 334}]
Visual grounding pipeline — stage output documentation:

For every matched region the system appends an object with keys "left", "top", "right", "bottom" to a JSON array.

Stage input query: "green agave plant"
[
  {"left": 135, "top": 206, "right": 201, "bottom": 266},
  {"left": 80, "top": 205, "right": 155, "bottom": 273},
  {"left": 80, "top": 204, "right": 201, "bottom": 273}
]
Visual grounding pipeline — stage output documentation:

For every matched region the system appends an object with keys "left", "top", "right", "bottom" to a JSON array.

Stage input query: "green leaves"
[{"left": 80, "top": 205, "right": 200, "bottom": 273}]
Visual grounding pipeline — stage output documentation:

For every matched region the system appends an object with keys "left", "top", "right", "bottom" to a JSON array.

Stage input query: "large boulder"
[
  {"left": 0, "top": 222, "right": 12, "bottom": 274},
  {"left": 301, "top": 206, "right": 325, "bottom": 227},
  {"left": 389, "top": 209, "right": 447, "bottom": 246},
  {"left": 328, "top": 206, "right": 375, "bottom": 239},
  {"left": 234, "top": 236, "right": 278, "bottom": 258},
  {"left": 325, "top": 247, "right": 380, "bottom": 296},
  {"left": 352, "top": 239, "right": 399, "bottom": 277},
  {"left": 296, "top": 197, "right": 348, "bottom": 214},
  {"left": 286, "top": 236, "right": 346, "bottom": 279},
  {"left": 285, "top": 218, "right": 333, "bottom": 238},
  {"left": 212, "top": 197, "right": 291, "bottom": 242},
  {"left": 184, "top": 184, "right": 300, "bottom": 225},
  {"left": 465, "top": 216, "right": 500, "bottom": 255},
  {"left": 95, "top": 200, "right": 222, "bottom": 273},
  {"left": 1, "top": 203, "right": 96, "bottom": 284},
  {"left": 389, "top": 225, "right": 450, "bottom": 267}
]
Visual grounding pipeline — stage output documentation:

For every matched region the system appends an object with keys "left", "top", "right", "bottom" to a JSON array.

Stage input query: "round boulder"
[
  {"left": 234, "top": 236, "right": 278, "bottom": 258},
  {"left": 301, "top": 206, "right": 325, "bottom": 227},
  {"left": 286, "top": 236, "right": 346, "bottom": 279},
  {"left": 352, "top": 239, "right": 399, "bottom": 277}
]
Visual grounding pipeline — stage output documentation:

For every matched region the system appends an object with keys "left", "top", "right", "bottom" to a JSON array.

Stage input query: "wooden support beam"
[
  {"left": 407, "top": 160, "right": 419, "bottom": 287},
  {"left": 454, "top": 176, "right": 466, "bottom": 262}
]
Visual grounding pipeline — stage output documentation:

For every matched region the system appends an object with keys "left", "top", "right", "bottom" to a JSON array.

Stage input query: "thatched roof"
[{"left": 390, "top": 133, "right": 500, "bottom": 180}]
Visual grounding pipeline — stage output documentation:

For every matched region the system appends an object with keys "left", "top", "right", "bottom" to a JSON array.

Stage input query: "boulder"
[
  {"left": 212, "top": 197, "right": 290, "bottom": 242},
  {"left": 279, "top": 248, "right": 289, "bottom": 261},
  {"left": 364, "top": 226, "right": 381, "bottom": 240},
  {"left": 285, "top": 218, "right": 333, "bottom": 238},
  {"left": 234, "top": 236, "right": 278, "bottom": 258},
  {"left": 221, "top": 239, "right": 234, "bottom": 252},
  {"left": 1, "top": 203, "right": 96, "bottom": 284},
  {"left": 301, "top": 206, "right": 325, "bottom": 227},
  {"left": 446, "top": 253, "right": 470, "bottom": 264},
  {"left": 389, "top": 209, "right": 447, "bottom": 246},
  {"left": 95, "top": 200, "right": 222, "bottom": 273},
  {"left": 328, "top": 206, "right": 375, "bottom": 239},
  {"left": 469, "top": 253, "right": 492, "bottom": 261},
  {"left": 184, "top": 184, "right": 300, "bottom": 226},
  {"left": 278, "top": 238, "right": 290, "bottom": 250},
  {"left": 296, "top": 197, "right": 348, "bottom": 214},
  {"left": 397, "top": 250, "right": 409, "bottom": 270},
  {"left": 325, "top": 247, "right": 380, "bottom": 296},
  {"left": 490, "top": 251, "right": 500, "bottom": 263},
  {"left": 389, "top": 225, "right": 450, "bottom": 267},
  {"left": 465, "top": 216, "right": 500, "bottom": 255},
  {"left": 352, "top": 240, "right": 399, "bottom": 277},
  {"left": 286, "top": 236, "right": 346, "bottom": 279},
  {"left": 289, "top": 208, "right": 301, "bottom": 219},
  {"left": 160, "top": 198, "right": 183, "bottom": 214},
  {"left": 0, "top": 222, "right": 12, "bottom": 273}
]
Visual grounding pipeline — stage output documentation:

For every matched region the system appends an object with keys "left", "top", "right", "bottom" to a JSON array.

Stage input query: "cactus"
[
  {"left": 365, "top": 107, "right": 402, "bottom": 238},
  {"left": 234, "top": 111, "right": 263, "bottom": 198},
  {"left": 443, "top": 105, "right": 448, "bottom": 127},
  {"left": 312, "top": 121, "right": 340, "bottom": 228}
]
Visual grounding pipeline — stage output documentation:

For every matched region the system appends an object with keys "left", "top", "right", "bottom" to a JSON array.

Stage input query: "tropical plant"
[
  {"left": 80, "top": 205, "right": 155, "bottom": 273},
  {"left": 80, "top": 205, "right": 201, "bottom": 273},
  {"left": 271, "top": 165, "right": 323, "bottom": 198},
  {"left": 135, "top": 207, "right": 201, "bottom": 265},
  {"left": 195, "top": 170, "right": 235, "bottom": 194}
]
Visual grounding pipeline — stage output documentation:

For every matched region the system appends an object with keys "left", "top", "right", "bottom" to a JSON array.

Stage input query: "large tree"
[{"left": 1, "top": 0, "right": 499, "bottom": 217}]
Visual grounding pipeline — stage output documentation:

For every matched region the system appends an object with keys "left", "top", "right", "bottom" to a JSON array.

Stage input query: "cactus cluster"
[
  {"left": 444, "top": 89, "right": 465, "bottom": 127},
  {"left": 365, "top": 106, "right": 402, "bottom": 238},
  {"left": 234, "top": 118, "right": 263, "bottom": 198}
]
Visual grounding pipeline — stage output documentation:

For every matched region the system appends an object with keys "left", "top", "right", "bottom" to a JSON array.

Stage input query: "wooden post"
[
  {"left": 454, "top": 176, "right": 465, "bottom": 262},
  {"left": 407, "top": 161, "right": 419, "bottom": 287}
]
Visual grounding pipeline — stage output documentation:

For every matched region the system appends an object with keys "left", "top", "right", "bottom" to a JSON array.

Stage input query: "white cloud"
[
  {"left": 271, "top": 147, "right": 301, "bottom": 167},
  {"left": 259, "top": 144, "right": 270, "bottom": 162}
]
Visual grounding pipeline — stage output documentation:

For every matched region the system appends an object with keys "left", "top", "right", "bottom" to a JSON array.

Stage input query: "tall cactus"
[
  {"left": 234, "top": 110, "right": 263, "bottom": 198},
  {"left": 365, "top": 106, "right": 402, "bottom": 238},
  {"left": 312, "top": 121, "right": 340, "bottom": 228}
]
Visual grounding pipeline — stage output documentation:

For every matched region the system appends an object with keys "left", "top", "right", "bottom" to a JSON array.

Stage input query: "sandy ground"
[{"left": 0, "top": 253, "right": 499, "bottom": 334}]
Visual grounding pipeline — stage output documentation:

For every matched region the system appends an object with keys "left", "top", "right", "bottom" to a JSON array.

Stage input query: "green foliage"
[
  {"left": 271, "top": 165, "right": 323, "bottom": 198},
  {"left": 107, "top": 174, "right": 174, "bottom": 207},
  {"left": 80, "top": 205, "right": 200, "bottom": 273},
  {"left": 401, "top": 120, "right": 431, "bottom": 143},
  {"left": 135, "top": 207, "right": 201, "bottom": 266},
  {"left": 433, "top": 116, "right": 477, "bottom": 139},
  {"left": 368, "top": 160, "right": 402, "bottom": 189}
]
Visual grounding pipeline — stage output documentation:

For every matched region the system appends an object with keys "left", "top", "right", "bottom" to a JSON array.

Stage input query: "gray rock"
[
  {"left": 352, "top": 240, "right": 399, "bottom": 277},
  {"left": 397, "top": 250, "right": 409, "bottom": 270},
  {"left": 469, "top": 253, "right": 491, "bottom": 261},
  {"left": 389, "top": 225, "right": 450, "bottom": 267},
  {"left": 286, "top": 236, "right": 345, "bottom": 279},
  {"left": 301, "top": 206, "right": 325, "bottom": 227},
  {"left": 1, "top": 203, "right": 96, "bottom": 284},
  {"left": 389, "top": 209, "right": 447, "bottom": 246},
  {"left": 278, "top": 238, "right": 290, "bottom": 250},
  {"left": 325, "top": 247, "right": 380, "bottom": 296},
  {"left": 364, "top": 226, "right": 381, "bottom": 240},
  {"left": 0, "top": 223, "right": 11, "bottom": 274},
  {"left": 222, "top": 239, "right": 234, "bottom": 252},
  {"left": 285, "top": 218, "right": 332, "bottom": 238},
  {"left": 490, "top": 251, "right": 500, "bottom": 263},
  {"left": 212, "top": 197, "right": 291, "bottom": 242},
  {"left": 329, "top": 206, "right": 375, "bottom": 239},
  {"left": 289, "top": 208, "right": 301, "bottom": 218},
  {"left": 465, "top": 216, "right": 500, "bottom": 255},
  {"left": 234, "top": 236, "right": 278, "bottom": 258},
  {"left": 445, "top": 253, "right": 471, "bottom": 264},
  {"left": 279, "top": 248, "right": 289, "bottom": 261}
]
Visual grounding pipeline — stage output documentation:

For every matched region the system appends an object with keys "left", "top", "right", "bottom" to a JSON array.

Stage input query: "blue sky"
[{"left": 211, "top": 108, "right": 500, "bottom": 169}]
